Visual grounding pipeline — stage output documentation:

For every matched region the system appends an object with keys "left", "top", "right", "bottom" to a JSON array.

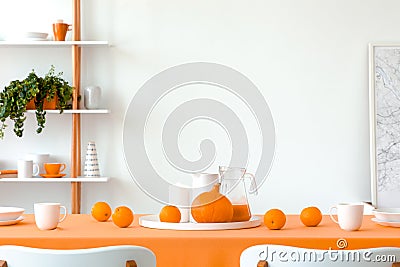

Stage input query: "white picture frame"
[{"left": 369, "top": 43, "right": 400, "bottom": 208}]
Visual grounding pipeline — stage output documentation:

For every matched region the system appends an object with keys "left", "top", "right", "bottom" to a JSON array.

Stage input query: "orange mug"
[
  {"left": 52, "top": 20, "right": 71, "bottom": 41},
  {"left": 44, "top": 163, "right": 66, "bottom": 175}
]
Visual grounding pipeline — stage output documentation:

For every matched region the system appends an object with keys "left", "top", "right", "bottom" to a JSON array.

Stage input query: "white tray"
[{"left": 139, "top": 215, "right": 261, "bottom": 230}]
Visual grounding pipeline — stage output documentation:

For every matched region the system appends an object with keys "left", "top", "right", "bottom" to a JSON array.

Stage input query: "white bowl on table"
[
  {"left": 372, "top": 208, "right": 400, "bottom": 222},
  {"left": 0, "top": 207, "right": 25, "bottom": 221}
]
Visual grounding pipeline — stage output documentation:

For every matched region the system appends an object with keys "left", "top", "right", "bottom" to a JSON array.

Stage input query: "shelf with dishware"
[
  {"left": 0, "top": 177, "right": 109, "bottom": 182},
  {"left": 0, "top": 40, "right": 109, "bottom": 47},
  {"left": 0, "top": 0, "right": 110, "bottom": 214},
  {"left": 26, "top": 109, "right": 110, "bottom": 114}
]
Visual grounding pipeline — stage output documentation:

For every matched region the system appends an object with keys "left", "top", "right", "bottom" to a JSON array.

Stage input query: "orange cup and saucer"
[
  {"left": 40, "top": 173, "right": 67, "bottom": 178},
  {"left": 40, "top": 163, "right": 67, "bottom": 178}
]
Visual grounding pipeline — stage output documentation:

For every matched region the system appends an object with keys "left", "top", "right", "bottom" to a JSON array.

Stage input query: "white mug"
[
  {"left": 34, "top": 203, "right": 67, "bottom": 230},
  {"left": 18, "top": 159, "right": 39, "bottom": 178},
  {"left": 191, "top": 173, "right": 219, "bottom": 201},
  {"left": 191, "top": 173, "right": 219, "bottom": 193},
  {"left": 25, "top": 153, "right": 49, "bottom": 176},
  {"left": 329, "top": 203, "right": 364, "bottom": 231}
]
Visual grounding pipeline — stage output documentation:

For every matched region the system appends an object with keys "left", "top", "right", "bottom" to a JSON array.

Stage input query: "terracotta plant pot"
[{"left": 26, "top": 96, "right": 58, "bottom": 110}]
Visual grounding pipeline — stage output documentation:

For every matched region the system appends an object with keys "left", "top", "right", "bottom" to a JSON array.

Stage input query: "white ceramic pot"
[{"left": 84, "top": 86, "right": 101, "bottom": 109}]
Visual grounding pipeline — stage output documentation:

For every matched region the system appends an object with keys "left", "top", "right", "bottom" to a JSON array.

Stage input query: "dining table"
[{"left": 0, "top": 214, "right": 399, "bottom": 267}]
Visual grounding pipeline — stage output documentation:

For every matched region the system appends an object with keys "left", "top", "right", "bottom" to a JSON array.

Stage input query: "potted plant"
[{"left": 0, "top": 65, "right": 74, "bottom": 139}]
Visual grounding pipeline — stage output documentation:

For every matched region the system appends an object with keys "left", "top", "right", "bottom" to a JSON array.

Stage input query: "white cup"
[
  {"left": 191, "top": 173, "right": 219, "bottom": 200},
  {"left": 329, "top": 203, "right": 364, "bottom": 231},
  {"left": 34, "top": 203, "right": 67, "bottom": 230},
  {"left": 169, "top": 184, "right": 190, "bottom": 222},
  {"left": 18, "top": 159, "right": 39, "bottom": 178},
  {"left": 25, "top": 153, "right": 49, "bottom": 176},
  {"left": 190, "top": 173, "right": 219, "bottom": 222}
]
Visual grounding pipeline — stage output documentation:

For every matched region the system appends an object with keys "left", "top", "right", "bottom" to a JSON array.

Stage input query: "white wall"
[{"left": 0, "top": 0, "right": 399, "bottom": 215}]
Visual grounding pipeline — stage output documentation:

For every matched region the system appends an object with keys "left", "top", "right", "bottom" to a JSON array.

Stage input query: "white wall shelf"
[
  {"left": 0, "top": 1, "right": 109, "bottom": 214},
  {"left": 0, "top": 40, "right": 109, "bottom": 47},
  {"left": 0, "top": 177, "right": 109, "bottom": 182},
  {"left": 26, "top": 109, "right": 110, "bottom": 114}
]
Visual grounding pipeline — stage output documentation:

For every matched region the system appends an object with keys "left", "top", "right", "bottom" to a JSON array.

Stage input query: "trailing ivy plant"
[{"left": 0, "top": 66, "right": 73, "bottom": 139}]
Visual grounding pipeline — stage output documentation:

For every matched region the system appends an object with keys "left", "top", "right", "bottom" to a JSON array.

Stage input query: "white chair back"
[
  {"left": 0, "top": 245, "right": 156, "bottom": 267},
  {"left": 240, "top": 244, "right": 400, "bottom": 267}
]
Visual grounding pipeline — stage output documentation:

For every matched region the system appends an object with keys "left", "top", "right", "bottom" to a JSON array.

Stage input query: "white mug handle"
[
  {"left": 32, "top": 163, "right": 40, "bottom": 176},
  {"left": 60, "top": 163, "right": 67, "bottom": 173},
  {"left": 329, "top": 206, "right": 339, "bottom": 224},
  {"left": 59, "top": 205, "right": 68, "bottom": 223}
]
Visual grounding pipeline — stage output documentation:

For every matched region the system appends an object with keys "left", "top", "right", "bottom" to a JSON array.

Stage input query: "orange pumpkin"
[{"left": 191, "top": 183, "right": 233, "bottom": 223}]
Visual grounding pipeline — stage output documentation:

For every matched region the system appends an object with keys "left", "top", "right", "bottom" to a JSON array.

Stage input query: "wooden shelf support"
[{"left": 71, "top": 0, "right": 82, "bottom": 214}]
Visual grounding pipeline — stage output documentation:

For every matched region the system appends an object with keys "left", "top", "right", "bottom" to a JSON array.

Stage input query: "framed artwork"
[{"left": 369, "top": 43, "right": 400, "bottom": 208}]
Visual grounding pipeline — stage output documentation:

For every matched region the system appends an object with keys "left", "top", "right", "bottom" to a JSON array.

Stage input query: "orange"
[
  {"left": 300, "top": 206, "right": 322, "bottom": 227},
  {"left": 191, "top": 184, "right": 233, "bottom": 223},
  {"left": 159, "top": 205, "right": 181, "bottom": 223},
  {"left": 112, "top": 206, "right": 134, "bottom": 228},
  {"left": 264, "top": 209, "right": 286, "bottom": 230},
  {"left": 91, "top": 201, "right": 112, "bottom": 222}
]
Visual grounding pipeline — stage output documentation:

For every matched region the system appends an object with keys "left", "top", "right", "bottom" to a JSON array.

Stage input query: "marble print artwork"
[{"left": 375, "top": 47, "right": 400, "bottom": 192}]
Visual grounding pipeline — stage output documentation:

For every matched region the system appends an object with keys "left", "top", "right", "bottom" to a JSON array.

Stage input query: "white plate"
[
  {"left": 371, "top": 218, "right": 400, "bottom": 227},
  {"left": 22, "top": 37, "right": 49, "bottom": 41},
  {"left": 139, "top": 215, "right": 261, "bottom": 230},
  {"left": 372, "top": 208, "right": 400, "bottom": 222},
  {"left": 0, "top": 207, "right": 25, "bottom": 221},
  {"left": 0, "top": 216, "right": 24, "bottom": 226},
  {"left": 23, "top": 32, "right": 48, "bottom": 39},
  {"left": 4, "top": 32, "right": 49, "bottom": 41}
]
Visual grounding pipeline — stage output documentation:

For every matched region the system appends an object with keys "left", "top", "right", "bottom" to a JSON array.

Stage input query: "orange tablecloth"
[{"left": 0, "top": 214, "right": 399, "bottom": 267}]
